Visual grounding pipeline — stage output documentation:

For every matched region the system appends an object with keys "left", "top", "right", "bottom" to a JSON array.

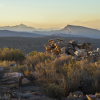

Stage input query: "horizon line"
[{"left": 0, "top": 23, "right": 100, "bottom": 31}]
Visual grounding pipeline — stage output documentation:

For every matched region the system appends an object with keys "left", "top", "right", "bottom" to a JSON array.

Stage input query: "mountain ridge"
[
  {"left": 56, "top": 25, "right": 100, "bottom": 38},
  {"left": 0, "top": 24, "right": 61, "bottom": 32},
  {"left": 0, "top": 30, "right": 45, "bottom": 37},
  {"left": 0, "top": 24, "right": 100, "bottom": 39}
]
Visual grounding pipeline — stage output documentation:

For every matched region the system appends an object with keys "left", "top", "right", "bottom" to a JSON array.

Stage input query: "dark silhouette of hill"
[
  {"left": 0, "top": 36, "right": 100, "bottom": 54},
  {"left": 0, "top": 30, "right": 45, "bottom": 37}
]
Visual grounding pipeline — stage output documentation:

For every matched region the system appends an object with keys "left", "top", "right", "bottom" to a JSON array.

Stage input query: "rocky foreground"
[{"left": 0, "top": 38, "right": 100, "bottom": 100}]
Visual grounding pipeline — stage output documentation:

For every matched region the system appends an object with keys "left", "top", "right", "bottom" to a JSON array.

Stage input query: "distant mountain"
[
  {"left": 0, "top": 30, "right": 46, "bottom": 37},
  {"left": 0, "top": 24, "right": 61, "bottom": 32},
  {"left": 54, "top": 25, "right": 100, "bottom": 39},
  {"left": 12, "top": 24, "right": 32, "bottom": 28},
  {"left": 0, "top": 24, "right": 36, "bottom": 32},
  {"left": 0, "top": 24, "right": 100, "bottom": 39}
]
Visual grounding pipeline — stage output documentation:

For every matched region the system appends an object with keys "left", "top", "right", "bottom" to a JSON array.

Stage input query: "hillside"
[
  {"left": 57, "top": 25, "right": 100, "bottom": 38},
  {"left": 0, "top": 36, "right": 100, "bottom": 54},
  {"left": 0, "top": 30, "right": 45, "bottom": 37}
]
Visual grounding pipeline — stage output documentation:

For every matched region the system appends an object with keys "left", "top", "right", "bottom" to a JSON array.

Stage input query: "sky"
[{"left": 0, "top": 0, "right": 100, "bottom": 29}]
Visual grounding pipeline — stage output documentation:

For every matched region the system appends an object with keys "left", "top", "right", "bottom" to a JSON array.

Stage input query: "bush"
[
  {"left": 23, "top": 51, "right": 52, "bottom": 69},
  {"left": 29, "top": 51, "right": 38, "bottom": 56},
  {"left": 0, "top": 48, "right": 25, "bottom": 63},
  {"left": 45, "top": 83, "right": 63, "bottom": 100},
  {"left": 34, "top": 56, "right": 100, "bottom": 96},
  {"left": 2, "top": 48, "right": 100, "bottom": 98},
  {"left": 82, "top": 77, "right": 95, "bottom": 94}
]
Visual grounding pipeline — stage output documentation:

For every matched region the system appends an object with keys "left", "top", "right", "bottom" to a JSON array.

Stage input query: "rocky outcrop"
[{"left": 44, "top": 38, "right": 100, "bottom": 62}]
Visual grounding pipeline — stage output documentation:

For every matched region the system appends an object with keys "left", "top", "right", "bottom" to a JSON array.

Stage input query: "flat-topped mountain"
[{"left": 57, "top": 25, "right": 100, "bottom": 38}]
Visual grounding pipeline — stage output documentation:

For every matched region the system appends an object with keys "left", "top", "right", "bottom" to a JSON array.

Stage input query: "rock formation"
[{"left": 44, "top": 38, "right": 100, "bottom": 61}]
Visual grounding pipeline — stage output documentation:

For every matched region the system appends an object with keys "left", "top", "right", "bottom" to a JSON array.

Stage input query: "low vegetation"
[
  {"left": 1, "top": 47, "right": 100, "bottom": 100},
  {"left": 0, "top": 47, "right": 25, "bottom": 63}
]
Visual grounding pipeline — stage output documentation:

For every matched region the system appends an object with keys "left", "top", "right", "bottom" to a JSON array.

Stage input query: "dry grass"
[{"left": 1, "top": 49, "right": 100, "bottom": 99}]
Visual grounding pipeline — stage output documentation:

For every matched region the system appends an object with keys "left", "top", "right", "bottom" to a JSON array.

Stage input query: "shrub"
[
  {"left": 29, "top": 51, "right": 38, "bottom": 56},
  {"left": 0, "top": 48, "right": 25, "bottom": 63},
  {"left": 34, "top": 56, "right": 100, "bottom": 96},
  {"left": 45, "top": 83, "right": 63, "bottom": 100},
  {"left": 23, "top": 51, "right": 52, "bottom": 69},
  {"left": 2, "top": 48, "right": 100, "bottom": 98}
]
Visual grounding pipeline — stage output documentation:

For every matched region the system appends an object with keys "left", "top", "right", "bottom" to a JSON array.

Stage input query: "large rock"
[
  {"left": 74, "top": 50, "right": 82, "bottom": 57},
  {"left": 45, "top": 44, "right": 51, "bottom": 50},
  {"left": 44, "top": 38, "right": 94, "bottom": 59},
  {"left": 0, "top": 72, "right": 23, "bottom": 86}
]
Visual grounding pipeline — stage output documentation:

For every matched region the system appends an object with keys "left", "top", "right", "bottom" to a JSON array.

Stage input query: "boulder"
[
  {"left": 0, "top": 72, "right": 23, "bottom": 86},
  {"left": 45, "top": 44, "right": 51, "bottom": 50},
  {"left": 74, "top": 50, "right": 82, "bottom": 57}
]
